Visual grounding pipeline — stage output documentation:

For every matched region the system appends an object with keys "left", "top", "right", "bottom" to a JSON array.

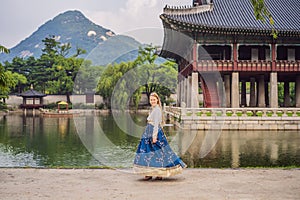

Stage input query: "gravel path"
[{"left": 1, "top": 168, "right": 299, "bottom": 200}]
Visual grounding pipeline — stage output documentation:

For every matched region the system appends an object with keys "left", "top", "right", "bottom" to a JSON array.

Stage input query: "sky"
[{"left": 0, "top": 0, "right": 192, "bottom": 48}]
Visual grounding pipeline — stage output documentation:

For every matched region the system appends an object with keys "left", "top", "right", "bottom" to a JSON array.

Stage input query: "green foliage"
[
  {"left": 96, "top": 61, "right": 138, "bottom": 109},
  {"left": 4, "top": 36, "right": 87, "bottom": 103},
  {"left": 73, "top": 60, "right": 104, "bottom": 94},
  {"left": 0, "top": 45, "right": 10, "bottom": 54},
  {"left": 0, "top": 65, "right": 8, "bottom": 89},
  {"left": 96, "top": 44, "right": 177, "bottom": 109},
  {"left": 0, "top": 62, "right": 27, "bottom": 102},
  {"left": 226, "top": 111, "right": 233, "bottom": 116},
  {"left": 250, "top": 0, "right": 277, "bottom": 39},
  {"left": 44, "top": 102, "right": 57, "bottom": 109},
  {"left": 276, "top": 111, "right": 283, "bottom": 117},
  {"left": 246, "top": 111, "right": 253, "bottom": 116},
  {"left": 135, "top": 44, "right": 177, "bottom": 104},
  {"left": 0, "top": 101, "right": 7, "bottom": 110},
  {"left": 277, "top": 83, "right": 295, "bottom": 107},
  {"left": 255, "top": 111, "right": 263, "bottom": 117}
]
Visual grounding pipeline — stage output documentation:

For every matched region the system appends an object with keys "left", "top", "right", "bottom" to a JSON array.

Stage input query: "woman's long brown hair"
[{"left": 150, "top": 92, "right": 165, "bottom": 126}]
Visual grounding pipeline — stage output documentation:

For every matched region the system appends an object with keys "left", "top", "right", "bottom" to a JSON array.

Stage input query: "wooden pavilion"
[
  {"left": 18, "top": 88, "right": 47, "bottom": 109},
  {"left": 159, "top": 0, "right": 300, "bottom": 108}
]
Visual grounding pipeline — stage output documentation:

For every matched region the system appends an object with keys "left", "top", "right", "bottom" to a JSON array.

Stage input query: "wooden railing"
[{"left": 196, "top": 60, "right": 300, "bottom": 72}]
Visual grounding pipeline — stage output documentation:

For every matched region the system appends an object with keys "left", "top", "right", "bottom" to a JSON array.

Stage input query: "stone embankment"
[{"left": 165, "top": 107, "right": 300, "bottom": 130}]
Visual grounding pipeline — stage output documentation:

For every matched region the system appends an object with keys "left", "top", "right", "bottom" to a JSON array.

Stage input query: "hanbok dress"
[{"left": 133, "top": 105, "right": 187, "bottom": 177}]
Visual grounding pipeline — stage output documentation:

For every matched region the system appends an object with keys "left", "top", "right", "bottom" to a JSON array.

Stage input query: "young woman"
[{"left": 133, "top": 92, "right": 187, "bottom": 180}]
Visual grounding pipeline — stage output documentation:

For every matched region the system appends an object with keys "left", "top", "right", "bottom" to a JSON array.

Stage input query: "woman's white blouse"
[{"left": 147, "top": 105, "right": 162, "bottom": 139}]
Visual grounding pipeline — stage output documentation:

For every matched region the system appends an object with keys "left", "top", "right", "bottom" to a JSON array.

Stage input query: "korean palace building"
[{"left": 159, "top": 0, "right": 300, "bottom": 109}]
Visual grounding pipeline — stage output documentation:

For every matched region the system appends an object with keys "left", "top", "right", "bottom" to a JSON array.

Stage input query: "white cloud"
[
  {"left": 121, "top": 0, "right": 158, "bottom": 17},
  {"left": 88, "top": 1, "right": 161, "bottom": 31},
  {"left": 86, "top": 0, "right": 167, "bottom": 45}
]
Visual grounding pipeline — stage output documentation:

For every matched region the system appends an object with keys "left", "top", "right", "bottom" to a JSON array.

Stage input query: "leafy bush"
[
  {"left": 266, "top": 111, "right": 273, "bottom": 117},
  {"left": 246, "top": 111, "right": 253, "bottom": 116},
  {"left": 226, "top": 111, "right": 233, "bottom": 116},
  {"left": 286, "top": 111, "right": 293, "bottom": 117},
  {"left": 196, "top": 111, "right": 203, "bottom": 116},
  {"left": 206, "top": 111, "right": 212, "bottom": 116},
  {"left": 276, "top": 111, "right": 283, "bottom": 117},
  {"left": 236, "top": 111, "right": 243, "bottom": 117},
  {"left": 0, "top": 102, "right": 7, "bottom": 110},
  {"left": 256, "top": 111, "right": 263, "bottom": 117}
]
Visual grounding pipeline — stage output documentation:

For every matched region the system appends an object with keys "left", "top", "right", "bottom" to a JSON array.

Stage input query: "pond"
[{"left": 0, "top": 112, "right": 299, "bottom": 168}]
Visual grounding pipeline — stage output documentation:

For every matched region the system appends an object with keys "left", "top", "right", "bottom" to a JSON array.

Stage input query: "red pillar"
[
  {"left": 271, "top": 42, "right": 276, "bottom": 70},
  {"left": 233, "top": 42, "right": 238, "bottom": 70}
]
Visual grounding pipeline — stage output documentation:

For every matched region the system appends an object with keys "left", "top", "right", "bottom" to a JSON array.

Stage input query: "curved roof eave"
[
  {"left": 160, "top": 0, "right": 300, "bottom": 37},
  {"left": 161, "top": 14, "right": 300, "bottom": 38}
]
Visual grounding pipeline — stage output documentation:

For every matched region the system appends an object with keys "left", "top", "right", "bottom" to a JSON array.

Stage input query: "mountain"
[{"left": 0, "top": 10, "right": 142, "bottom": 65}]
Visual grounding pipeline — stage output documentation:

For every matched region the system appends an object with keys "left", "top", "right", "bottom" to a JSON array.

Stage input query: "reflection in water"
[
  {"left": 0, "top": 113, "right": 99, "bottom": 167},
  {"left": 181, "top": 130, "right": 300, "bottom": 168},
  {"left": 0, "top": 113, "right": 299, "bottom": 168}
]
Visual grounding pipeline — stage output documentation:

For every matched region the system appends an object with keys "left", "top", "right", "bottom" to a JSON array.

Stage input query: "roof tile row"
[{"left": 161, "top": 0, "right": 300, "bottom": 34}]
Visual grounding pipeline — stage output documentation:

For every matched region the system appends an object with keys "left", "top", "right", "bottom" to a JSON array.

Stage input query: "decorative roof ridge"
[{"left": 163, "top": 3, "right": 214, "bottom": 15}]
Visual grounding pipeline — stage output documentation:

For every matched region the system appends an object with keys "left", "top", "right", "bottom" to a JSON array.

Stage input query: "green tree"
[
  {"left": 96, "top": 44, "right": 178, "bottom": 109},
  {"left": 38, "top": 35, "right": 86, "bottom": 102},
  {"left": 0, "top": 65, "right": 8, "bottom": 91},
  {"left": 0, "top": 45, "right": 10, "bottom": 54},
  {"left": 136, "top": 44, "right": 177, "bottom": 104},
  {"left": 96, "top": 61, "right": 137, "bottom": 108},
  {"left": 4, "top": 57, "right": 34, "bottom": 93},
  {"left": 47, "top": 56, "right": 84, "bottom": 103},
  {"left": 0, "top": 45, "right": 10, "bottom": 89},
  {"left": 73, "top": 60, "right": 104, "bottom": 94},
  {"left": 0, "top": 69, "right": 27, "bottom": 102}
]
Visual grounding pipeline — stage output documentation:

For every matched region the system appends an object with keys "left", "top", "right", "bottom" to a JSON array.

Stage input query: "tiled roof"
[
  {"left": 18, "top": 89, "right": 47, "bottom": 97},
  {"left": 160, "top": 0, "right": 300, "bottom": 36}
]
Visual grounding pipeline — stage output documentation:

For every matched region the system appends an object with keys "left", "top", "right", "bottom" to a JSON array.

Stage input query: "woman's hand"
[{"left": 152, "top": 137, "right": 157, "bottom": 144}]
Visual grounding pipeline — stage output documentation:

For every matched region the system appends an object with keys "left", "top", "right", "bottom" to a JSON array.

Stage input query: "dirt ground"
[{"left": 0, "top": 168, "right": 299, "bottom": 200}]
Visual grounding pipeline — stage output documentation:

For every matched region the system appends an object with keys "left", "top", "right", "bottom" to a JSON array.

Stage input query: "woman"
[{"left": 133, "top": 92, "right": 187, "bottom": 180}]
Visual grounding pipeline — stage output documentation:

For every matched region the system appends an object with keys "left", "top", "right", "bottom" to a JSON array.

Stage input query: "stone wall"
[{"left": 6, "top": 95, "right": 104, "bottom": 107}]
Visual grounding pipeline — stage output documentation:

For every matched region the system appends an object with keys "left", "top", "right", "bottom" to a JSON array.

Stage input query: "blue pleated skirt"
[{"left": 133, "top": 123, "right": 187, "bottom": 177}]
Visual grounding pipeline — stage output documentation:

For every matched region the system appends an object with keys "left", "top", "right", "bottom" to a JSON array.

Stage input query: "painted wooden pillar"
[
  {"left": 224, "top": 75, "right": 231, "bottom": 107},
  {"left": 177, "top": 77, "right": 182, "bottom": 106},
  {"left": 265, "top": 82, "right": 269, "bottom": 107},
  {"left": 271, "top": 43, "right": 276, "bottom": 70},
  {"left": 241, "top": 80, "right": 247, "bottom": 107},
  {"left": 269, "top": 72, "right": 278, "bottom": 108},
  {"left": 180, "top": 79, "right": 185, "bottom": 106},
  {"left": 191, "top": 72, "right": 199, "bottom": 108},
  {"left": 249, "top": 77, "right": 256, "bottom": 107},
  {"left": 231, "top": 72, "right": 239, "bottom": 108},
  {"left": 284, "top": 81, "right": 291, "bottom": 107},
  {"left": 187, "top": 75, "right": 192, "bottom": 107},
  {"left": 183, "top": 77, "right": 188, "bottom": 106},
  {"left": 218, "top": 77, "right": 225, "bottom": 107},
  {"left": 295, "top": 75, "right": 300, "bottom": 108},
  {"left": 233, "top": 42, "right": 238, "bottom": 70},
  {"left": 258, "top": 75, "right": 266, "bottom": 107}
]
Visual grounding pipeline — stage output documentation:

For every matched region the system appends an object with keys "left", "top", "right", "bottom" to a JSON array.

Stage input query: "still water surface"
[{"left": 0, "top": 113, "right": 299, "bottom": 168}]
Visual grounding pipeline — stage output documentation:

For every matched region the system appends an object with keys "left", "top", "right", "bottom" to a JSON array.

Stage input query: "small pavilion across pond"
[
  {"left": 159, "top": 0, "right": 300, "bottom": 109},
  {"left": 18, "top": 88, "right": 47, "bottom": 109}
]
